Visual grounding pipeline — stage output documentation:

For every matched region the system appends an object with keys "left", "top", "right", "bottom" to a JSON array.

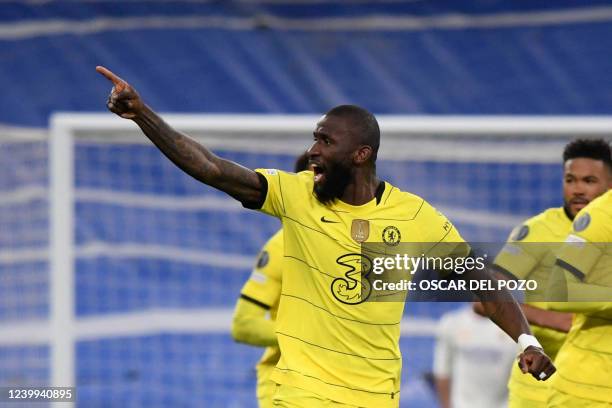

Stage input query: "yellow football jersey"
[
  {"left": 493, "top": 207, "right": 572, "bottom": 403},
  {"left": 252, "top": 169, "right": 467, "bottom": 407},
  {"left": 239, "top": 230, "right": 283, "bottom": 393},
  {"left": 549, "top": 190, "right": 612, "bottom": 404}
]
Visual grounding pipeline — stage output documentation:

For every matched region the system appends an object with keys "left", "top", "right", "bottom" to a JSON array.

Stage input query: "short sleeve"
[
  {"left": 555, "top": 209, "right": 609, "bottom": 281},
  {"left": 250, "top": 169, "right": 310, "bottom": 219},
  {"left": 419, "top": 202, "right": 470, "bottom": 261},
  {"left": 494, "top": 224, "right": 544, "bottom": 280},
  {"left": 570, "top": 208, "right": 611, "bottom": 243}
]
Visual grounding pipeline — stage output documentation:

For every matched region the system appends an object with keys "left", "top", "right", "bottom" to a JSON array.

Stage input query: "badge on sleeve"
[
  {"left": 256, "top": 251, "right": 269, "bottom": 268},
  {"left": 512, "top": 225, "right": 529, "bottom": 241},
  {"left": 573, "top": 213, "right": 591, "bottom": 232}
]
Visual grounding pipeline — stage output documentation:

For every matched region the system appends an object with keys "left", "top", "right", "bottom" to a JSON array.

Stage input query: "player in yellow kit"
[
  {"left": 546, "top": 187, "right": 612, "bottom": 407},
  {"left": 492, "top": 139, "right": 612, "bottom": 408},
  {"left": 256, "top": 162, "right": 472, "bottom": 406},
  {"left": 231, "top": 154, "right": 309, "bottom": 408},
  {"left": 232, "top": 230, "right": 283, "bottom": 408},
  {"left": 97, "top": 66, "right": 556, "bottom": 408}
]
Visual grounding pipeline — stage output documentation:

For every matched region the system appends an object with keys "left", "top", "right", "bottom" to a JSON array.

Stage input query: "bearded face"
[
  {"left": 311, "top": 157, "right": 353, "bottom": 205},
  {"left": 563, "top": 158, "right": 610, "bottom": 218},
  {"left": 308, "top": 114, "right": 364, "bottom": 205}
]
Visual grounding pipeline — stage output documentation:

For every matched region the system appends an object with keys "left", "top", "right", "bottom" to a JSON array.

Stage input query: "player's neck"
[{"left": 339, "top": 170, "right": 380, "bottom": 206}]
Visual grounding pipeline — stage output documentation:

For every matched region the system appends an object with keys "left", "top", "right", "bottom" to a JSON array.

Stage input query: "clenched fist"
[
  {"left": 518, "top": 346, "right": 556, "bottom": 381},
  {"left": 96, "top": 66, "right": 144, "bottom": 119}
]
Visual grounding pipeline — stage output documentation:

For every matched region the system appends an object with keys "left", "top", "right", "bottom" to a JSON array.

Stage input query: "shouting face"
[{"left": 308, "top": 115, "right": 358, "bottom": 204}]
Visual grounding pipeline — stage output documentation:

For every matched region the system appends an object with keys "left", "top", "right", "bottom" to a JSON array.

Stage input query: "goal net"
[{"left": 1, "top": 114, "right": 610, "bottom": 407}]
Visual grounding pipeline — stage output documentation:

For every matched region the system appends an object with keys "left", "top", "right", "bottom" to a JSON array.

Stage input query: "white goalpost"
[{"left": 1, "top": 114, "right": 611, "bottom": 406}]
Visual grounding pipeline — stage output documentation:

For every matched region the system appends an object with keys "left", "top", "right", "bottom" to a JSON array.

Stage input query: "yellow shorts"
[
  {"left": 271, "top": 383, "right": 365, "bottom": 408},
  {"left": 508, "top": 389, "right": 547, "bottom": 408},
  {"left": 547, "top": 389, "right": 612, "bottom": 408}
]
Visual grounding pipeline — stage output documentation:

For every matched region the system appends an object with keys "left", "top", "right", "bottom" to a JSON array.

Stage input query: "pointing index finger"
[{"left": 96, "top": 65, "right": 126, "bottom": 87}]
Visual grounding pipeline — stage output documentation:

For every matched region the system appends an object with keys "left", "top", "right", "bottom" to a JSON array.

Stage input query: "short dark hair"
[
  {"left": 563, "top": 138, "right": 612, "bottom": 172},
  {"left": 294, "top": 151, "right": 310, "bottom": 172},
  {"left": 325, "top": 104, "right": 380, "bottom": 162}
]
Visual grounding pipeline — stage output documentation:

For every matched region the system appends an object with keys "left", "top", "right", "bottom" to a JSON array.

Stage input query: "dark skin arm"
[
  {"left": 473, "top": 269, "right": 572, "bottom": 333},
  {"left": 96, "top": 66, "right": 263, "bottom": 204},
  {"left": 519, "top": 304, "right": 572, "bottom": 333},
  {"left": 457, "top": 267, "right": 556, "bottom": 381},
  {"left": 474, "top": 302, "right": 572, "bottom": 333}
]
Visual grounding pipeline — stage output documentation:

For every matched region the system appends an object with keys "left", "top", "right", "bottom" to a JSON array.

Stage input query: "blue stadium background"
[{"left": 1, "top": 1, "right": 611, "bottom": 407}]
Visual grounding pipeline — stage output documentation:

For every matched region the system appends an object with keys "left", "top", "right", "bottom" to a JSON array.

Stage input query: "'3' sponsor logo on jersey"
[{"left": 331, "top": 253, "right": 373, "bottom": 304}]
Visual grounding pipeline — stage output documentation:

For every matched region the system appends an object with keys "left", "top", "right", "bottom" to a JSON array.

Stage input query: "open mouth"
[{"left": 311, "top": 163, "right": 325, "bottom": 184}]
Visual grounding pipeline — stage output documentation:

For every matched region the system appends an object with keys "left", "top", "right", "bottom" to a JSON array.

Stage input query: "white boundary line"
[
  {"left": 76, "top": 242, "right": 254, "bottom": 268},
  {"left": 74, "top": 189, "right": 525, "bottom": 228},
  {"left": 0, "top": 248, "right": 49, "bottom": 264},
  {"left": 0, "top": 185, "right": 47, "bottom": 205},
  {"left": 3, "top": 6, "right": 612, "bottom": 39},
  {"left": 0, "top": 125, "right": 47, "bottom": 141},
  {"left": 0, "top": 320, "right": 51, "bottom": 346},
  {"left": 0, "top": 310, "right": 438, "bottom": 346},
  {"left": 75, "top": 189, "right": 243, "bottom": 211},
  {"left": 49, "top": 117, "right": 75, "bottom": 389},
  {"left": 0, "top": 244, "right": 254, "bottom": 268},
  {"left": 53, "top": 113, "right": 612, "bottom": 137},
  {"left": 52, "top": 112, "right": 612, "bottom": 164}
]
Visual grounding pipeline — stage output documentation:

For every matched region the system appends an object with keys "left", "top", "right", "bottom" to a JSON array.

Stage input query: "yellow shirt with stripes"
[
  {"left": 549, "top": 190, "right": 612, "bottom": 404},
  {"left": 493, "top": 207, "right": 571, "bottom": 404},
  {"left": 239, "top": 230, "right": 283, "bottom": 403},
  {"left": 252, "top": 169, "right": 467, "bottom": 408}
]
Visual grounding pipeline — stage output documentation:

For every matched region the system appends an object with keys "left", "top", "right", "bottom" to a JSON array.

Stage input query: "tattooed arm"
[
  {"left": 457, "top": 266, "right": 556, "bottom": 381},
  {"left": 96, "top": 66, "right": 263, "bottom": 205}
]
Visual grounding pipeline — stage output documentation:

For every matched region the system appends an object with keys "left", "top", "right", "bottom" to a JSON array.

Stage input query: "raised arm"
[{"left": 96, "top": 66, "right": 264, "bottom": 205}]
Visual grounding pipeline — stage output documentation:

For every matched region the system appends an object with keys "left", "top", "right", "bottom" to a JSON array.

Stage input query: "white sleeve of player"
[{"left": 433, "top": 315, "right": 453, "bottom": 377}]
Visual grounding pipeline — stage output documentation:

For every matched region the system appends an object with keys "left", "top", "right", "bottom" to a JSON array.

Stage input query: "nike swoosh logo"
[{"left": 320, "top": 216, "right": 339, "bottom": 224}]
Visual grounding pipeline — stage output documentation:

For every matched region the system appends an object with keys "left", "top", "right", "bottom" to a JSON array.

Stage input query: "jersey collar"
[
  {"left": 562, "top": 205, "right": 574, "bottom": 221},
  {"left": 332, "top": 181, "right": 387, "bottom": 213}
]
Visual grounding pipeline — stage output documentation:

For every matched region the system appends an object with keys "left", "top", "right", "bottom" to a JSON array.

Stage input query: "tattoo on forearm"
[{"left": 132, "top": 107, "right": 261, "bottom": 204}]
